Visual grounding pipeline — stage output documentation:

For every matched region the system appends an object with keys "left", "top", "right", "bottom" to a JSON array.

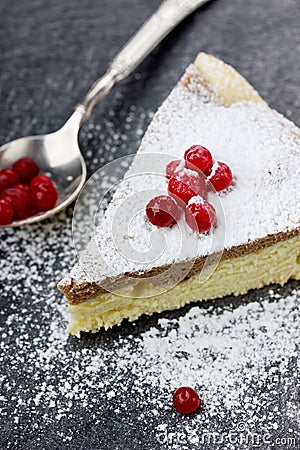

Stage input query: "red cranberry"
[
  {"left": 0, "top": 169, "right": 20, "bottom": 192},
  {"left": 31, "top": 183, "right": 58, "bottom": 212},
  {"left": 184, "top": 145, "right": 213, "bottom": 176},
  {"left": 209, "top": 161, "right": 233, "bottom": 191},
  {"left": 14, "top": 184, "right": 31, "bottom": 194},
  {"left": 185, "top": 197, "right": 216, "bottom": 233},
  {"left": 0, "top": 199, "right": 14, "bottom": 225},
  {"left": 173, "top": 387, "right": 201, "bottom": 414},
  {"left": 30, "top": 174, "right": 56, "bottom": 190},
  {"left": 168, "top": 170, "right": 207, "bottom": 206},
  {"left": 0, "top": 187, "right": 34, "bottom": 220},
  {"left": 146, "top": 195, "right": 181, "bottom": 227},
  {"left": 12, "top": 157, "right": 39, "bottom": 183},
  {"left": 166, "top": 160, "right": 184, "bottom": 179}
]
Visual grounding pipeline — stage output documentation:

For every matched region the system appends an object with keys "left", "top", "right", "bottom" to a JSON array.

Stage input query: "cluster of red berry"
[
  {"left": 0, "top": 158, "right": 58, "bottom": 225},
  {"left": 146, "top": 145, "right": 233, "bottom": 233}
]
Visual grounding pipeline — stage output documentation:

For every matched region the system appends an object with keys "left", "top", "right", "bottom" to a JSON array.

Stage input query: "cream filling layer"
[{"left": 68, "top": 236, "right": 300, "bottom": 336}]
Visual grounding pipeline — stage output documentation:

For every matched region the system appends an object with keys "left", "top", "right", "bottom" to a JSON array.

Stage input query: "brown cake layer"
[{"left": 60, "top": 228, "right": 300, "bottom": 305}]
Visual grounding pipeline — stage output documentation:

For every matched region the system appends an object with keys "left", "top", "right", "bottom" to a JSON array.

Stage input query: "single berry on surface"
[
  {"left": 168, "top": 170, "right": 207, "bottom": 206},
  {"left": 0, "top": 199, "right": 14, "bottom": 225},
  {"left": 185, "top": 197, "right": 216, "bottom": 233},
  {"left": 173, "top": 387, "right": 201, "bottom": 415},
  {"left": 0, "top": 187, "right": 34, "bottom": 220},
  {"left": 0, "top": 169, "right": 20, "bottom": 192},
  {"left": 184, "top": 145, "right": 213, "bottom": 176},
  {"left": 31, "top": 183, "right": 58, "bottom": 212},
  {"left": 30, "top": 174, "right": 56, "bottom": 190},
  {"left": 12, "top": 157, "right": 39, "bottom": 183},
  {"left": 208, "top": 161, "right": 232, "bottom": 191},
  {"left": 146, "top": 195, "right": 181, "bottom": 227},
  {"left": 166, "top": 160, "right": 185, "bottom": 179}
]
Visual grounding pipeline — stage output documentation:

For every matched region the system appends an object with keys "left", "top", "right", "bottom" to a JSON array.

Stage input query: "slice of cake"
[{"left": 58, "top": 53, "right": 300, "bottom": 336}]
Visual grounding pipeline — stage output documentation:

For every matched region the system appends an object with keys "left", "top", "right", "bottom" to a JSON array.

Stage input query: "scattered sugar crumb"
[{"left": 0, "top": 103, "right": 299, "bottom": 449}]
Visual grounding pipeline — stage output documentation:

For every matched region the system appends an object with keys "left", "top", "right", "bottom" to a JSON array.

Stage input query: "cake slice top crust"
[
  {"left": 193, "top": 53, "right": 264, "bottom": 106},
  {"left": 59, "top": 54, "right": 300, "bottom": 301}
]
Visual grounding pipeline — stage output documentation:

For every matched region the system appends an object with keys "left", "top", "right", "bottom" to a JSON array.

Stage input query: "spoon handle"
[{"left": 77, "top": 0, "right": 211, "bottom": 124}]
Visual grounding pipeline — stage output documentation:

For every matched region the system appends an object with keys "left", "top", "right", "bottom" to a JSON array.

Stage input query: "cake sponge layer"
[{"left": 68, "top": 235, "right": 300, "bottom": 336}]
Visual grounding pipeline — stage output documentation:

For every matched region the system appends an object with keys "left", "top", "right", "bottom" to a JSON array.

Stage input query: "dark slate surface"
[{"left": 0, "top": 0, "right": 299, "bottom": 449}]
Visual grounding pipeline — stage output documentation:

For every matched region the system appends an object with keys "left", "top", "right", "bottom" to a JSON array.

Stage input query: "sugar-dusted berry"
[
  {"left": 208, "top": 161, "right": 233, "bottom": 191},
  {"left": 146, "top": 195, "right": 181, "bottom": 227},
  {"left": 168, "top": 169, "right": 207, "bottom": 206},
  {"left": 185, "top": 196, "right": 216, "bottom": 233},
  {"left": 166, "top": 159, "right": 185, "bottom": 179},
  {"left": 184, "top": 145, "right": 213, "bottom": 176}
]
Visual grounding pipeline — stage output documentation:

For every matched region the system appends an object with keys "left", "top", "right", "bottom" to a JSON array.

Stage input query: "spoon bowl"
[
  {"left": 0, "top": 0, "right": 210, "bottom": 226},
  {"left": 0, "top": 111, "right": 86, "bottom": 226}
]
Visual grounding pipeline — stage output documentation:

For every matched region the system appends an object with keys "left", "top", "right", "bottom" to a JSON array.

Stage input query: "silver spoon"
[{"left": 0, "top": 0, "right": 210, "bottom": 226}]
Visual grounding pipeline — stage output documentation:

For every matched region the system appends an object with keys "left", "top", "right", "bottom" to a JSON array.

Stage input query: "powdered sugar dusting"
[
  {"left": 0, "top": 105, "right": 299, "bottom": 448},
  {"left": 67, "top": 64, "right": 300, "bottom": 284},
  {"left": 173, "top": 159, "right": 185, "bottom": 174},
  {"left": 176, "top": 167, "right": 200, "bottom": 179},
  {"left": 209, "top": 160, "right": 219, "bottom": 179},
  {"left": 1, "top": 254, "right": 299, "bottom": 447},
  {"left": 188, "top": 195, "right": 205, "bottom": 205}
]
